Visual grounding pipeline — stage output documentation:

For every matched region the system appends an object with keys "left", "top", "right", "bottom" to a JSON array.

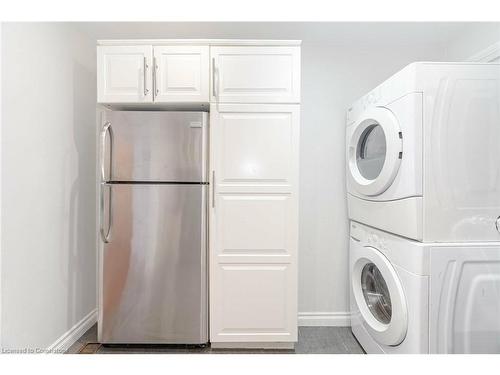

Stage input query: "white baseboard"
[
  {"left": 298, "top": 312, "right": 351, "bottom": 327},
  {"left": 211, "top": 342, "right": 294, "bottom": 350},
  {"left": 46, "top": 309, "right": 97, "bottom": 354}
]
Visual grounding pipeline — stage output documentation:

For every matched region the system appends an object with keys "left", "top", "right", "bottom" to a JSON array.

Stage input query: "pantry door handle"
[
  {"left": 143, "top": 57, "right": 149, "bottom": 96},
  {"left": 212, "top": 170, "right": 216, "bottom": 208}
]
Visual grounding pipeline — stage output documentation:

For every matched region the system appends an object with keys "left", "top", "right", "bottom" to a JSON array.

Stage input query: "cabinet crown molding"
[{"left": 97, "top": 39, "right": 302, "bottom": 46}]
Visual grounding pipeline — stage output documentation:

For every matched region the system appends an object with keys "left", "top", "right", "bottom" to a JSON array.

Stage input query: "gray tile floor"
[{"left": 66, "top": 324, "right": 365, "bottom": 354}]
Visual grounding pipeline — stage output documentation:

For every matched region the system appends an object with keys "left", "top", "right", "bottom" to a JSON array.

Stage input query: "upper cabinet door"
[
  {"left": 211, "top": 46, "right": 301, "bottom": 104},
  {"left": 97, "top": 46, "right": 153, "bottom": 103},
  {"left": 153, "top": 46, "right": 210, "bottom": 103}
]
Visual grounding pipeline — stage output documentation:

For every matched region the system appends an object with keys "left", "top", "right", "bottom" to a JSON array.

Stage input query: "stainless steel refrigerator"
[{"left": 98, "top": 111, "right": 208, "bottom": 344}]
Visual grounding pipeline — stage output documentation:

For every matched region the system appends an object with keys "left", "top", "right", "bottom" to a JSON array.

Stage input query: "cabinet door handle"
[
  {"left": 153, "top": 56, "right": 158, "bottom": 98},
  {"left": 212, "top": 57, "right": 217, "bottom": 99},
  {"left": 212, "top": 170, "right": 216, "bottom": 208},
  {"left": 143, "top": 57, "right": 149, "bottom": 96}
]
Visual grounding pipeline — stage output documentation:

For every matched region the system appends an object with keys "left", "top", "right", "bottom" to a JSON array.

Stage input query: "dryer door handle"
[{"left": 495, "top": 216, "right": 500, "bottom": 233}]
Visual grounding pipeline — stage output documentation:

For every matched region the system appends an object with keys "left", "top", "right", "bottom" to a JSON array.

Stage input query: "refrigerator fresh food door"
[
  {"left": 99, "top": 183, "right": 208, "bottom": 344},
  {"left": 101, "top": 111, "right": 207, "bottom": 183}
]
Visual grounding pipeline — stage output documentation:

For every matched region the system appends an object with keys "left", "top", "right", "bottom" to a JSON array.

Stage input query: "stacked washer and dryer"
[{"left": 346, "top": 62, "right": 500, "bottom": 353}]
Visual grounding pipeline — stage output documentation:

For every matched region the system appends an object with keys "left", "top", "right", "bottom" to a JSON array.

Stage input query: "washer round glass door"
[
  {"left": 348, "top": 107, "right": 402, "bottom": 197},
  {"left": 352, "top": 245, "right": 408, "bottom": 346},
  {"left": 361, "top": 262, "right": 392, "bottom": 325}
]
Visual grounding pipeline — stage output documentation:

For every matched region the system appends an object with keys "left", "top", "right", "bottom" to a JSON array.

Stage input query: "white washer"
[
  {"left": 346, "top": 62, "right": 500, "bottom": 242},
  {"left": 349, "top": 221, "right": 429, "bottom": 353},
  {"left": 349, "top": 221, "right": 500, "bottom": 354}
]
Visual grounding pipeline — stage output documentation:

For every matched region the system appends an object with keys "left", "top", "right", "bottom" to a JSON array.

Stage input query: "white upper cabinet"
[
  {"left": 153, "top": 46, "right": 209, "bottom": 103},
  {"left": 211, "top": 46, "right": 301, "bottom": 103},
  {"left": 97, "top": 45, "right": 153, "bottom": 103},
  {"left": 97, "top": 44, "right": 210, "bottom": 104},
  {"left": 97, "top": 42, "right": 301, "bottom": 105}
]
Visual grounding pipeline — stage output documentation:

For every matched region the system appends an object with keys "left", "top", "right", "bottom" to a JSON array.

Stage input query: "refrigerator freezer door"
[
  {"left": 102, "top": 111, "right": 207, "bottom": 183},
  {"left": 99, "top": 183, "right": 208, "bottom": 344}
]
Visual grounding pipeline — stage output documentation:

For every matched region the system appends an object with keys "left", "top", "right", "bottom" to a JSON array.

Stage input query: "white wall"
[
  {"left": 1, "top": 23, "right": 97, "bottom": 350},
  {"left": 445, "top": 23, "right": 500, "bottom": 61}
]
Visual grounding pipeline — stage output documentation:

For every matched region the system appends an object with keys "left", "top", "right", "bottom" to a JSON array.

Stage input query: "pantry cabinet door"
[
  {"left": 210, "top": 47, "right": 301, "bottom": 103},
  {"left": 153, "top": 46, "right": 209, "bottom": 103},
  {"left": 97, "top": 45, "right": 153, "bottom": 103},
  {"left": 210, "top": 104, "right": 300, "bottom": 191},
  {"left": 211, "top": 262, "right": 297, "bottom": 342},
  {"left": 209, "top": 104, "right": 299, "bottom": 344}
]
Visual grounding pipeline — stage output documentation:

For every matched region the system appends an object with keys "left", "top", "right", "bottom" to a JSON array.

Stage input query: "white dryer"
[
  {"left": 349, "top": 221, "right": 500, "bottom": 354},
  {"left": 346, "top": 62, "right": 500, "bottom": 242}
]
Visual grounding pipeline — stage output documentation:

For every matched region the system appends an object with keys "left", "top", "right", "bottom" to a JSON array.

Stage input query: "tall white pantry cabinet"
[{"left": 96, "top": 40, "right": 301, "bottom": 349}]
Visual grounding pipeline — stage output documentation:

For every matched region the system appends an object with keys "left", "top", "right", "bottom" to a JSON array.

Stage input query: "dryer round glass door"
[
  {"left": 352, "top": 245, "right": 408, "bottom": 346},
  {"left": 348, "top": 107, "right": 402, "bottom": 196},
  {"left": 357, "top": 124, "right": 387, "bottom": 180}
]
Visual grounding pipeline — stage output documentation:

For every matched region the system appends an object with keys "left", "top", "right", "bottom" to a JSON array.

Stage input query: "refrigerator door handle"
[
  {"left": 100, "top": 121, "right": 113, "bottom": 182},
  {"left": 100, "top": 184, "right": 112, "bottom": 244}
]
